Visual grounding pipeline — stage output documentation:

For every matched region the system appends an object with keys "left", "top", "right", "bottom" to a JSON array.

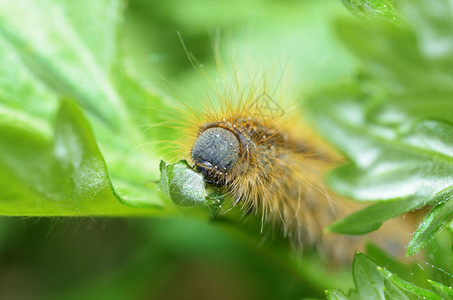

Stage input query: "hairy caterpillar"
[{"left": 167, "top": 59, "right": 412, "bottom": 260}]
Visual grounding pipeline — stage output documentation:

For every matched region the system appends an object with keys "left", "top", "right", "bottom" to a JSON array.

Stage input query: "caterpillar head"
[{"left": 191, "top": 127, "right": 240, "bottom": 186}]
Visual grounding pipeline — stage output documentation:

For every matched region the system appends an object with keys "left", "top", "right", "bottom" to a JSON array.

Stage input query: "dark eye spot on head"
[{"left": 192, "top": 127, "right": 240, "bottom": 184}]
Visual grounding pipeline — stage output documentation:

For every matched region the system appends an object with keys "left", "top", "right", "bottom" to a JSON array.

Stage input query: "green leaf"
[
  {"left": 352, "top": 252, "right": 385, "bottom": 299},
  {"left": 379, "top": 267, "right": 441, "bottom": 300},
  {"left": 312, "top": 87, "right": 453, "bottom": 203},
  {"left": 341, "top": 0, "right": 406, "bottom": 25},
  {"left": 397, "top": 0, "right": 453, "bottom": 60},
  {"left": 0, "top": 99, "right": 157, "bottom": 215},
  {"left": 0, "top": 36, "right": 56, "bottom": 136},
  {"left": 0, "top": 0, "right": 125, "bottom": 128},
  {"left": 407, "top": 193, "right": 453, "bottom": 256},
  {"left": 335, "top": 252, "right": 445, "bottom": 300},
  {"left": 328, "top": 189, "right": 453, "bottom": 236},
  {"left": 326, "top": 288, "right": 348, "bottom": 300},
  {"left": 0, "top": 0, "right": 170, "bottom": 212},
  {"left": 364, "top": 243, "right": 424, "bottom": 283},
  {"left": 160, "top": 160, "right": 209, "bottom": 207},
  {"left": 160, "top": 160, "right": 223, "bottom": 216},
  {"left": 55, "top": 99, "right": 111, "bottom": 200},
  {"left": 309, "top": 0, "right": 453, "bottom": 254},
  {"left": 428, "top": 280, "right": 453, "bottom": 299},
  {"left": 336, "top": 11, "right": 453, "bottom": 99},
  {"left": 310, "top": 86, "right": 453, "bottom": 235}
]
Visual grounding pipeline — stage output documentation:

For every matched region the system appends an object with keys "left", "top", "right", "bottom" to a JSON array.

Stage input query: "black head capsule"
[{"left": 191, "top": 127, "right": 240, "bottom": 185}]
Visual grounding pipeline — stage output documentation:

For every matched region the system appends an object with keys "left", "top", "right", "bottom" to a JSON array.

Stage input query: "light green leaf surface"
[
  {"left": 379, "top": 267, "right": 441, "bottom": 300},
  {"left": 407, "top": 195, "right": 453, "bottom": 256},
  {"left": 309, "top": 0, "right": 453, "bottom": 254},
  {"left": 326, "top": 288, "right": 348, "bottom": 300},
  {"left": 160, "top": 160, "right": 208, "bottom": 207},
  {"left": 0, "top": 99, "right": 157, "bottom": 215},
  {"left": 428, "top": 280, "right": 453, "bottom": 299},
  {"left": 341, "top": 0, "right": 405, "bottom": 25},
  {"left": 352, "top": 252, "right": 385, "bottom": 300},
  {"left": 0, "top": 0, "right": 167, "bottom": 214},
  {"left": 0, "top": 0, "right": 124, "bottom": 127},
  {"left": 311, "top": 87, "right": 453, "bottom": 235}
]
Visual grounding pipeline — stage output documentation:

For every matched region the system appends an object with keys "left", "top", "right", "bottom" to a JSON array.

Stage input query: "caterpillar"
[{"left": 168, "top": 62, "right": 412, "bottom": 261}]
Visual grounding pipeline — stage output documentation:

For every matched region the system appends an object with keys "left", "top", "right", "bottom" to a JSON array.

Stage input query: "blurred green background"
[{"left": 0, "top": 0, "right": 404, "bottom": 299}]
